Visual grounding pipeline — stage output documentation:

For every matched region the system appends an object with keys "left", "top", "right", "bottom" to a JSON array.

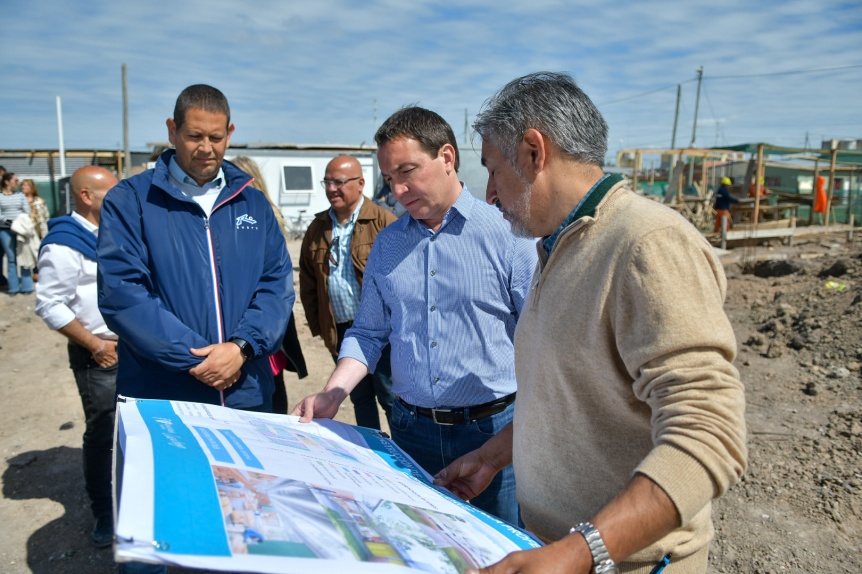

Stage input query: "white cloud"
[{"left": 0, "top": 0, "right": 859, "bottom": 154}]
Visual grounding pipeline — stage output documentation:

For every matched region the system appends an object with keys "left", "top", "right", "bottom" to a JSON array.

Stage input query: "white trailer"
[
  {"left": 225, "top": 144, "right": 380, "bottom": 236},
  {"left": 162, "top": 140, "right": 495, "bottom": 240},
  {"left": 227, "top": 142, "right": 491, "bottom": 226}
]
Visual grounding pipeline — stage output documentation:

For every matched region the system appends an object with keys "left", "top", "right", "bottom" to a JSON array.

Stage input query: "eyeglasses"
[
  {"left": 328, "top": 236, "right": 340, "bottom": 267},
  {"left": 320, "top": 177, "right": 360, "bottom": 189}
]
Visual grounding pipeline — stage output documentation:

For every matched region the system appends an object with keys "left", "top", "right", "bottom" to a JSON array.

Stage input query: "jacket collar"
[{"left": 152, "top": 150, "right": 252, "bottom": 206}]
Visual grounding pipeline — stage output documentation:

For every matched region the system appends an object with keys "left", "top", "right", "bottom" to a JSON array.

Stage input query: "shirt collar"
[
  {"left": 408, "top": 183, "right": 474, "bottom": 235},
  {"left": 71, "top": 210, "right": 98, "bottom": 233},
  {"left": 329, "top": 196, "right": 364, "bottom": 228},
  {"left": 168, "top": 155, "right": 224, "bottom": 190},
  {"left": 450, "top": 184, "right": 475, "bottom": 221},
  {"left": 541, "top": 173, "right": 613, "bottom": 256}
]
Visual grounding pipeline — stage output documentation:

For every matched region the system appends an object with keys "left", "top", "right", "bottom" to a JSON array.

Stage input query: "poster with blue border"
[{"left": 114, "top": 398, "right": 541, "bottom": 573}]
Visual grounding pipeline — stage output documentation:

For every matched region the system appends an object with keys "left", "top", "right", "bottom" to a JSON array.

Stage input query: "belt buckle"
[{"left": 431, "top": 407, "right": 456, "bottom": 426}]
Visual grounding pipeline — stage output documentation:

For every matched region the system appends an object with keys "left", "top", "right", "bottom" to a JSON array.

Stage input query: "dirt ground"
[{"left": 1, "top": 234, "right": 860, "bottom": 573}]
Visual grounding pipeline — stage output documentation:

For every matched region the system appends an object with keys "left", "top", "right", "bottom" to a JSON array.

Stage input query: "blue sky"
[{"left": 2, "top": 0, "right": 861, "bottom": 161}]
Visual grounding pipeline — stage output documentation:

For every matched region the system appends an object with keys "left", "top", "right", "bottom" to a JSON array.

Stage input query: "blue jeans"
[
  {"left": 335, "top": 322, "right": 394, "bottom": 430},
  {"left": 0, "top": 228, "right": 33, "bottom": 293},
  {"left": 389, "top": 398, "right": 521, "bottom": 526},
  {"left": 69, "top": 343, "right": 118, "bottom": 519}
]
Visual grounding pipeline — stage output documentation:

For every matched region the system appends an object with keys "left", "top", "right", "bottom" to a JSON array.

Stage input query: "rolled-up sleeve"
[{"left": 34, "top": 244, "right": 79, "bottom": 331}]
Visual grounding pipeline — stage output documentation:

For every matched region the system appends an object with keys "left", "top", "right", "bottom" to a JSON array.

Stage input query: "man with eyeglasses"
[
  {"left": 293, "top": 107, "right": 538, "bottom": 526},
  {"left": 299, "top": 155, "right": 397, "bottom": 430}
]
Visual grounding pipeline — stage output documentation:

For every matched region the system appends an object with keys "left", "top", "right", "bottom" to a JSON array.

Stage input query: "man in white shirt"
[{"left": 35, "top": 165, "right": 119, "bottom": 548}]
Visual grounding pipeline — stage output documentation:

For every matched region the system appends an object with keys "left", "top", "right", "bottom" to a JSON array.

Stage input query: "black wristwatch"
[{"left": 229, "top": 337, "right": 254, "bottom": 362}]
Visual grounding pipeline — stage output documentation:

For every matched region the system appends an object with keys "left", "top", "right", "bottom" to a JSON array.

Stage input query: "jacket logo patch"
[{"left": 236, "top": 214, "right": 258, "bottom": 228}]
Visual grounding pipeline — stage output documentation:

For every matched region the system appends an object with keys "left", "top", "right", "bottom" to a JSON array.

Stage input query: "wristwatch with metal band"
[
  {"left": 571, "top": 522, "right": 619, "bottom": 574},
  {"left": 229, "top": 337, "right": 254, "bottom": 362}
]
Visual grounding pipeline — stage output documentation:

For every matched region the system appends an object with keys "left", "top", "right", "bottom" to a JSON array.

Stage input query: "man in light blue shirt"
[
  {"left": 327, "top": 204, "right": 362, "bottom": 322},
  {"left": 166, "top": 151, "right": 226, "bottom": 216},
  {"left": 294, "top": 107, "right": 537, "bottom": 525}
]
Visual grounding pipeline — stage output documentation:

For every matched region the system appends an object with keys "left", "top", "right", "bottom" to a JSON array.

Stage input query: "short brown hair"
[
  {"left": 173, "top": 84, "right": 231, "bottom": 130},
  {"left": 375, "top": 106, "right": 459, "bottom": 172}
]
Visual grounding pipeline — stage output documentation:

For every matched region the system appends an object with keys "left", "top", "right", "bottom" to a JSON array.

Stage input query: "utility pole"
[
  {"left": 56, "top": 96, "right": 67, "bottom": 178},
  {"left": 688, "top": 66, "right": 703, "bottom": 188},
  {"left": 690, "top": 66, "right": 703, "bottom": 147},
  {"left": 56, "top": 95, "right": 68, "bottom": 213},
  {"left": 464, "top": 108, "right": 469, "bottom": 144},
  {"left": 670, "top": 84, "right": 681, "bottom": 149},
  {"left": 122, "top": 64, "right": 131, "bottom": 179}
]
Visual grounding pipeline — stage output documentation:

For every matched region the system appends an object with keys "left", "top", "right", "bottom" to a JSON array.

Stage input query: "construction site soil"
[{"left": 0, "top": 234, "right": 860, "bottom": 573}]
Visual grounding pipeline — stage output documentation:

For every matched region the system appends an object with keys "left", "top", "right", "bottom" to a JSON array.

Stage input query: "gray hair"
[{"left": 473, "top": 71, "right": 608, "bottom": 168}]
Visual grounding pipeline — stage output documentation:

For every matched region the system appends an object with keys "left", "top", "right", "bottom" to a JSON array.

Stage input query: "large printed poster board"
[{"left": 114, "top": 398, "right": 541, "bottom": 573}]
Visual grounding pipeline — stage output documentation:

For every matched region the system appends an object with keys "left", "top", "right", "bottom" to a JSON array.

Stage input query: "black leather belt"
[{"left": 397, "top": 393, "right": 516, "bottom": 426}]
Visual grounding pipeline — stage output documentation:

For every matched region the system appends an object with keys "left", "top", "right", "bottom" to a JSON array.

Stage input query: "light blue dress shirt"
[
  {"left": 339, "top": 186, "right": 538, "bottom": 408},
  {"left": 328, "top": 197, "right": 364, "bottom": 324},
  {"left": 168, "top": 157, "right": 226, "bottom": 216}
]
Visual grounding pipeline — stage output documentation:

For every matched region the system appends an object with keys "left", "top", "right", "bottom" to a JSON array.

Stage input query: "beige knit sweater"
[{"left": 513, "top": 180, "right": 747, "bottom": 572}]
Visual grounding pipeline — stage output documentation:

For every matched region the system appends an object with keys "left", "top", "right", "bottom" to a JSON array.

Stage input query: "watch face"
[
  {"left": 232, "top": 338, "right": 253, "bottom": 360},
  {"left": 241, "top": 342, "right": 253, "bottom": 360}
]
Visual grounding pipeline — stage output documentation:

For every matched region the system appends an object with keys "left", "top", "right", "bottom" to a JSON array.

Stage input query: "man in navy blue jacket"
[
  {"left": 98, "top": 84, "right": 293, "bottom": 412},
  {"left": 713, "top": 176, "right": 739, "bottom": 233}
]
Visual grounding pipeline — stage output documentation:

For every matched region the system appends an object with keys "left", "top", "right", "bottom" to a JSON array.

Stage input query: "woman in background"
[
  {"left": 21, "top": 179, "right": 49, "bottom": 239},
  {"left": 232, "top": 156, "right": 307, "bottom": 413},
  {"left": 0, "top": 172, "right": 33, "bottom": 294}
]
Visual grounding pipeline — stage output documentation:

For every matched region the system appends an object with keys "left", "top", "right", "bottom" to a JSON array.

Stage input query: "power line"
[
  {"left": 702, "top": 82, "right": 718, "bottom": 126},
  {"left": 707, "top": 63, "right": 862, "bottom": 80},
  {"left": 601, "top": 62, "right": 861, "bottom": 150},
  {"left": 701, "top": 82, "right": 724, "bottom": 146},
  {"left": 599, "top": 64, "right": 861, "bottom": 108},
  {"left": 599, "top": 78, "right": 696, "bottom": 106}
]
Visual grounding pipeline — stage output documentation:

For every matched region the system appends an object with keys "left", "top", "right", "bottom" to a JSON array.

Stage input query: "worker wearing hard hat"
[
  {"left": 748, "top": 176, "right": 767, "bottom": 198},
  {"left": 714, "top": 176, "right": 739, "bottom": 232}
]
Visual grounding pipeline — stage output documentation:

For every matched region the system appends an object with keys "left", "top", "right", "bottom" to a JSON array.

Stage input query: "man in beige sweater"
[{"left": 434, "top": 72, "right": 747, "bottom": 574}]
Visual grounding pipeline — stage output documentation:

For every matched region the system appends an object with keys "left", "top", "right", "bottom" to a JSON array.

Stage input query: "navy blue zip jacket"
[
  {"left": 714, "top": 184, "right": 739, "bottom": 211},
  {"left": 97, "top": 150, "right": 293, "bottom": 409}
]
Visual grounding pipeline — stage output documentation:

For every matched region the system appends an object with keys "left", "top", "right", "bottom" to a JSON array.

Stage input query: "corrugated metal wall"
[
  {"left": 0, "top": 155, "right": 101, "bottom": 181},
  {"left": 0, "top": 152, "right": 122, "bottom": 216}
]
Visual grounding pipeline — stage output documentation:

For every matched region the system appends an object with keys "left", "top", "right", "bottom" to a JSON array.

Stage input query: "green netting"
[{"left": 712, "top": 143, "right": 862, "bottom": 166}]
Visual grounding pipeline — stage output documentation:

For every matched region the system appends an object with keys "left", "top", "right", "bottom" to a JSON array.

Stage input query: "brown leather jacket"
[{"left": 299, "top": 200, "right": 397, "bottom": 355}]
